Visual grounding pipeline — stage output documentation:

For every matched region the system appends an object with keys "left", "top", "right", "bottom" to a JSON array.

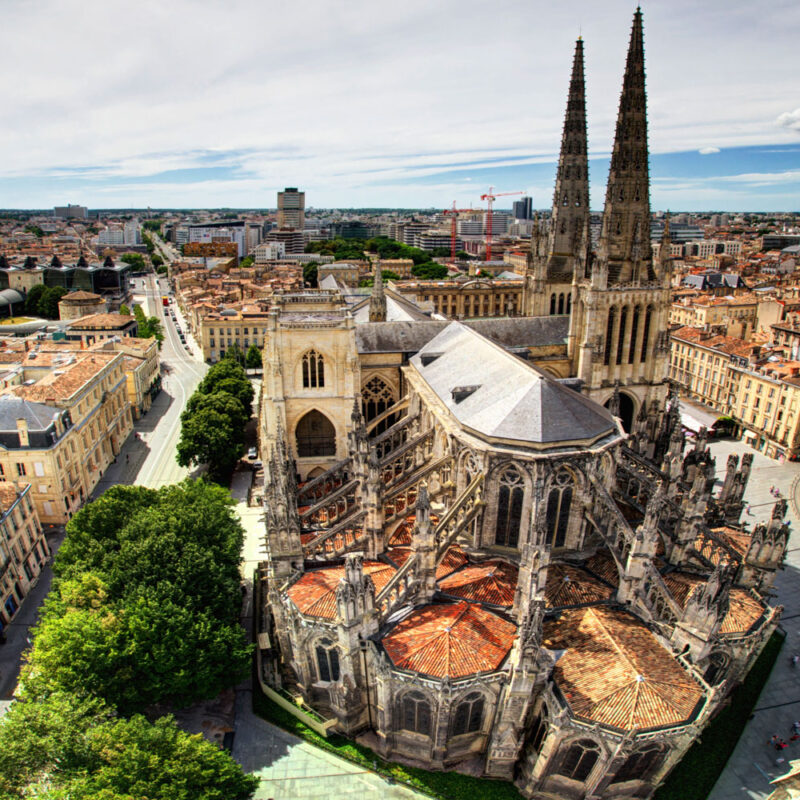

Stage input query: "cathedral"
[{"left": 256, "top": 10, "right": 787, "bottom": 799}]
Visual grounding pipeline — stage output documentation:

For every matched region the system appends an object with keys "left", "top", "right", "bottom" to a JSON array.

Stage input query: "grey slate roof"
[
  {"left": 355, "top": 316, "right": 569, "bottom": 354},
  {"left": 410, "top": 322, "right": 617, "bottom": 447},
  {"left": 0, "top": 396, "right": 61, "bottom": 431}
]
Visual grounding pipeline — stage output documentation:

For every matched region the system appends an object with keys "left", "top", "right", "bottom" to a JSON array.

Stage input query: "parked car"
[{"left": 247, "top": 446, "right": 257, "bottom": 460}]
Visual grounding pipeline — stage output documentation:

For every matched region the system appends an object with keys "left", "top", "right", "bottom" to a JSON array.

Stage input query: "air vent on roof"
[
  {"left": 420, "top": 352, "right": 443, "bottom": 367},
  {"left": 451, "top": 385, "right": 481, "bottom": 404}
]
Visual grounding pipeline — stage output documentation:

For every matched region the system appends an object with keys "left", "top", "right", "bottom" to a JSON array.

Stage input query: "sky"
[{"left": 1, "top": 0, "right": 799, "bottom": 212}]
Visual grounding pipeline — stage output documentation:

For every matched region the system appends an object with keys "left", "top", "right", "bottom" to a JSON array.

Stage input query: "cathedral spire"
[
  {"left": 597, "top": 7, "right": 653, "bottom": 285},
  {"left": 548, "top": 36, "right": 589, "bottom": 266},
  {"left": 368, "top": 259, "right": 387, "bottom": 322}
]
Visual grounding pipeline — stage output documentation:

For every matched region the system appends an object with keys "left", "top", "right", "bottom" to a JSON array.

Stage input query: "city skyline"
[{"left": 1, "top": 0, "right": 799, "bottom": 211}]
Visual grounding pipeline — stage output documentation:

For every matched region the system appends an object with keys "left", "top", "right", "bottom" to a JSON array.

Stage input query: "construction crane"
[
  {"left": 442, "top": 201, "right": 474, "bottom": 262},
  {"left": 480, "top": 187, "right": 524, "bottom": 262}
]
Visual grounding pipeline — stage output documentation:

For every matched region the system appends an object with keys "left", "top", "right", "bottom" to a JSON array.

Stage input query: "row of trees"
[
  {"left": 24, "top": 284, "right": 68, "bottom": 319},
  {"left": 0, "top": 480, "right": 257, "bottom": 799},
  {"left": 177, "top": 356, "right": 255, "bottom": 481},
  {"left": 305, "top": 235, "right": 450, "bottom": 280},
  {"left": 133, "top": 303, "right": 163, "bottom": 345},
  {"left": 224, "top": 341, "right": 264, "bottom": 370}
]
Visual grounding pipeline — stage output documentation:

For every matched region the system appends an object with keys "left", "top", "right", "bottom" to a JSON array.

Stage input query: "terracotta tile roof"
[
  {"left": 543, "top": 606, "right": 704, "bottom": 731},
  {"left": 436, "top": 544, "right": 468, "bottom": 578},
  {"left": 11, "top": 354, "right": 117, "bottom": 403},
  {"left": 711, "top": 526, "right": 751, "bottom": 558},
  {"left": 287, "top": 561, "right": 396, "bottom": 620},
  {"left": 387, "top": 512, "right": 439, "bottom": 547},
  {"left": 662, "top": 572, "right": 765, "bottom": 635},
  {"left": 438, "top": 560, "right": 518, "bottom": 607},
  {"left": 545, "top": 563, "right": 614, "bottom": 608},
  {"left": 585, "top": 552, "right": 620, "bottom": 587},
  {"left": 382, "top": 601, "right": 516, "bottom": 678},
  {"left": 385, "top": 547, "right": 411, "bottom": 569},
  {"left": 672, "top": 325, "right": 757, "bottom": 359},
  {"left": 68, "top": 313, "right": 135, "bottom": 329},
  {"left": 692, "top": 530, "right": 728, "bottom": 566}
]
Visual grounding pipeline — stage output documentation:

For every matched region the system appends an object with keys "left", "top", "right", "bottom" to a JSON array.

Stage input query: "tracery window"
[
  {"left": 495, "top": 467, "right": 524, "bottom": 548},
  {"left": 640, "top": 305, "right": 653, "bottom": 363},
  {"left": 550, "top": 294, "right": 557, "bottom": 315},
  {"left": 361, "top": 376, "right": 395, "bottom": 429},
  {"left": 302, "top": 350, "right": 325, "bottom": 388},
  {"left": 315, "top": 639, "right": 340, "bottom": 682},
  {"left": 628, "top": 306, "right": 640, "bottom": 364},
  {"left": 616, "top": 306, "right": 628, "bottom": 365},
  {"left": 401, "top": 691, "right": 431, "bottom": 735},
  {"left": 610, "top": 745, "right": 664, "bottom": 784},
  {"left": 557, "top": 739, "right": 600, "bottom": 783},
  {"left": 558, "top": 293, "right": 565, "bottom": 314},
  {"left": 546, "top": 469, "right": 573, "bottom": 549},
  {"left": 452, "top": 692, "right": 484, "bottom": 736}
]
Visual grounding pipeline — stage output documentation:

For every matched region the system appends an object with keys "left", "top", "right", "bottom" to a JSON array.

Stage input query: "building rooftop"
[{"left": 437, "top": 560, "right": 518, "bottom": 607}]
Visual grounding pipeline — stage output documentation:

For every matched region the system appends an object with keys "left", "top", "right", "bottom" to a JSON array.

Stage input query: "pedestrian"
[
  {"left": 792, "top": 655, "right": 799, "bottom": 667},
  {"left": 746, "top": 504, "right": 752, "bottom": 515},
  {"left": 772, "top": 734, "right": 781, "bottom": 746},
  {"left": 793, "top": 721, "right": 800, "bottom": 733},
  {"left": 770, "top": 485, "right": 775, "bottom": 494},
  {"left": 126, "top": 454, "right": 130, "bottom": 464}
]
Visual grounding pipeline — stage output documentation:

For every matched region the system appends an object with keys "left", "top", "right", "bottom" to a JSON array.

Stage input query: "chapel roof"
[
  {"left": 544, "top": 563, "right": 614, "bottom": 608},
  {"left": 381, "top": 600, "right": 516, "bottom": 678},
  {"left": 438, "top": 560, "right": 518, "bottom": 607},
  {"left": 543, "top": 606, "right": 704, "bottom": 731}
]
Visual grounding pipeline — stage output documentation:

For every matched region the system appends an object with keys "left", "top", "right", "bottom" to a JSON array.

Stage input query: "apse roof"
[{"left": 410, "top": 322, "right": 619, "bottom": 448}]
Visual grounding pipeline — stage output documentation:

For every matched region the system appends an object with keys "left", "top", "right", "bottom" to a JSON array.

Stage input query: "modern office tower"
[
  {"left": 277, "top": 187, "right": 305, "bottom": 230},
  {"left": 513, "top": 196, "right": 533, "bottom": 220},
  {"left": 54, "top": 204, "right": 88, "bottom": 220}
]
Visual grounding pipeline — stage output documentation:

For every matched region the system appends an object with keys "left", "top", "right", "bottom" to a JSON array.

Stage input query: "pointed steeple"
[
  {"left": 547, "top": 36, "right": 590, "bottom": 273},
  {"left": 597, "top": 7, "right": 653, "bottom": 285},
  {"left": 368, "top": 259, "right": 387, "bottom": 322}
]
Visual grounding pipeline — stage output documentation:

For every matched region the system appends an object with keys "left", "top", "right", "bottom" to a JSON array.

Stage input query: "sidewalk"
[{"left": 707, "top": 439, "right": 800, "bottom": 799}]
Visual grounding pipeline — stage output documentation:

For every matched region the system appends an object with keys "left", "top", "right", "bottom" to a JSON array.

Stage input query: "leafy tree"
[
  {"left": 177, "top": 404, "right": 244, "bottom": 480},
  {"left": 24, "top": 224, "right": 44, "bottom": 238},
  {"left": 303, "top": 261, "right": 319, "bottom": 287},
  {"left": 359, "top": 270, "right": 400, "bottom": 287},
  {"left": 224, "top": 342, "right": 245, "bottom": 366},
  {"left": 33, "top": 481, "right": 252, "bottom": 711},
  {"left": 142, "top": 219, "right": 163, "bottom": 232},
  {"left": 185, "top": 391, "right": 248, "bottom": 438},
  {"left": 24, "top": 284, "right": 46, "bottom": 315},
  {"left": 120, "top": 252, "right": 146, "bottom": 270},
  {"left": 119, "top": 304, "right": 130, "bottom": 315},
  {"left": 411, "top": 262, "right": 449, "bottom": 280},
  {"left": 238, "top": 255, "right": 254, "bottom": 269},
  {"left": 38, "top": 286, "right": 68, "bottom": 319},
  {"left": 0, "top": 691, "right": 258, "bottom": 800},
  {"left": 198, "top": 359, "right": 254, "bottom": 415},
  {"left": 151, "top": 253, "right": 164, "bottom": 268},
  {"left": 455, "top": 250, "right": 471, "bottom": 259},
  {"left": 133, "top": 304, "right": 164, "bottom": 345},
  {"left": 430, "top": 247, "right": 451, "bottom": 258},
  {"left": 245, "top": 343, "right": 263, "bottom": 369}
]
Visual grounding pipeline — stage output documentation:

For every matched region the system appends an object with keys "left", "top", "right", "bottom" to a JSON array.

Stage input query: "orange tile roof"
[
  {"left": 438, "top": 560, "right": 518, "bottom": 607},
  {"left": 662, "top": 572, "right": 765, "bottom": 635},
  {"left": 543, "top": 606, "right": 704, "bottom": 731},
  {"left": 711, "top": 526, "right": 752, "bottom": 557},
  {"left": 436, "top": 544, "right": 469, "bottom": 578},
  {"left": 382, "top": 601, "right": 516, "bottom": 678},
  {"left": 11, "top": 354, "right": 117, "bottom": 403},
  {"left": 545, "top": 563, "right": 614, "bottom": 608},
  {"left": 585, "top": 552, "right": 620, "bottom": 587},
  {"left": 287, "top": 561, "right": 396, "bottom": 619}
]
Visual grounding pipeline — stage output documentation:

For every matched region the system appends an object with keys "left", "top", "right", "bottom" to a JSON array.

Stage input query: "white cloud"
[
  {"left": 0, "top": 0, "right": 799, "bottom": 206},
  {"left": 698, "top": 147, "right": 721, "bottom": 155},
  {"left": 777, "top": 109, "right": 800, "bottom": 131}
]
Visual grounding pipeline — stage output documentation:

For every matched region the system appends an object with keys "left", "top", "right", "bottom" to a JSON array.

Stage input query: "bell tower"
[
  {"left": 524, "top": 37, "right": 589, "bottom": 318},
  {"left": 569, "top": 8, "right": 671, "bottom": 425}
]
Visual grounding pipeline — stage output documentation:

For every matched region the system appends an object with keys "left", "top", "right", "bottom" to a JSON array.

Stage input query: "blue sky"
[{"left": 1, "top": 0, "right": 799, "bottom": 211}]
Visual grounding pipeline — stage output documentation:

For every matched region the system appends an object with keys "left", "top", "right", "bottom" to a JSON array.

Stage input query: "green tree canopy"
[
  {"left": 0, "top": 691, "right": 258, "bottom": 800},
  {"left": 245, "top": 343, "right": 263, "bottom": 369},
  {"left": 238, "top": 255, "right": 254, "bottom": 269},
  {"left": 30, "top": 481, "right": 252, "bottom": 712},
  {"left": 176, "top": 404, "right": 245, "bottom": 480},
  {"left": 24, "top": 284, "right": 47, "bottom": 315},
  {"left": 151, "top": 253, "right": 164, "bottom": 268},
  {"left": 38, "top": 286, "right": 69, "bottom": 319},
  {"left": 411, "top": 262, "right": 449, "bottom": 280},
  {"left": 133, "top": 304, "right": 164, "bottom": 345},
  {"left": 224, "top": 342, "right": 245, "bottom": 366},
  {"left": 303, "top": 261, "right": 319, "bottom": 287},
  {"left": 185, "top": 391, "right": 248, "bottom": 438},
  {"left": 198, "top": 359, "right": 254, "bottom": 415},
  {"left": 120, "top": 252, "right": 146, "bottom": 270}
]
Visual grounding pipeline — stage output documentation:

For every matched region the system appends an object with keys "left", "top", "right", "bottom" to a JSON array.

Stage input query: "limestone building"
[{"left": 257, "top": 11, "right": 784, "bottom": 799}]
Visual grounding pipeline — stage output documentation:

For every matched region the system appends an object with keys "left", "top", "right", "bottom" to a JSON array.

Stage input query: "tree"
[
  {"left": 24, "top": 284, "right": 46, "bottom": 315},
  {"left": 245, "top": 343, "right": 263, "bottom": 369},
  {"left": 119, "top": 304, "right": 130, "bottom": 316},
  {"left": 185, "top": 391, "right": 248, "bottom": 438},
  {"left": 224, "top": 342, "right": 245, "bottom": 366},
  {"left": 38, "top": 286, "right": 68, "bottom": 319},
  {"left": 121, "top": 252, "right": 146, "bottom": 271},
  {"left": 198, "top": 359, "right": 254, "bottom": 415},
  {"left": 411, "top": 262, "right": 449, "bottom": 280},
  {"left": 177, "top": 405, "right": 244, "bottom": 480},
  {"left": 303, "top": 261, "right": 319, "bottom": 287},
  {"left": 133, "top": 304, "right": 164, "bottom": 345},
  {"left": 430, "top": 247, "right": 451, "bottom": 258},
  {"left": 24, "top": 224, "right": 44, "bottom": 238},
  {"left": 238, "top": 255, "right": 254, "bottom": 269},
  {"left": 359, "top": 269, "right": 400, "bottom": 288},
  {"left": 151, "top": 253, "right": 164, "bottom": 268},
  {"left": 33, "top": 481, "right": 252, "bottom": 711},
  {"left": 0, "top": 691, "right": 258, "bottom": 800}
]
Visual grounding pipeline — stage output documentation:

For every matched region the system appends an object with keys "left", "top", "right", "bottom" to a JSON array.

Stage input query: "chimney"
[{"left": 16, "top": 418, "right": 29, "bottom": 447}]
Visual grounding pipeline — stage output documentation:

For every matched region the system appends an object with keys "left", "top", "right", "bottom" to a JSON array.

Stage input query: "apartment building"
[
  {"left": 0, "top": 351, "right": 133, "bottom": 524},
  {"left": 669, "top": 295, "right": 758, "bottom": 332},
  {"left": 199, "top": 306, "right": 271, "bottom": 362},
  {"left": 391, "top": 277, "right": 524, "bottom": 318},
  {"left": 92, "top": 337, "right": 160, "bottom": 418},
  {"left": 0, "top": 481, "right": 50, "bottom": 636},
  {"left": 670, "top": 325, "right": 800, "bottom": 459}
]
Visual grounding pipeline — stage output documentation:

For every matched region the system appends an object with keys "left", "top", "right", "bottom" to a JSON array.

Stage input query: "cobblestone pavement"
[{"left": 707, "top": 439, "right": 800, "bottom": 799}]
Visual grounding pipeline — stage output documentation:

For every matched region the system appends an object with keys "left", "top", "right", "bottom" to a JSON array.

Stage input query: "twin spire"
[{"left": 545, "top": 8, "right": 653, "bottom": 287}]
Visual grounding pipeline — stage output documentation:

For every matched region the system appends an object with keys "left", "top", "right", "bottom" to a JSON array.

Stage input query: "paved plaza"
[{"left": 708, "top": 438, "right": 800, "bottom": 799}]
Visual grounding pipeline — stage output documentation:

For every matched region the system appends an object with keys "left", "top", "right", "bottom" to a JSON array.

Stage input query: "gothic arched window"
[
  {"left": 640, "top": 305, "right": 653, "bottom": 362},
  {"left": 566, "top": 294, "right": 572, "bottom": 315},
  {"left": 296, "top": 410, "right": 336, "bottom": 457},
  {"left": 315, "top": 639, "right": 340, "bottom": 682},
  {"left": 452, "top": 692, "right": 484, "bottom": 736},
  {"left": 628, "top": 306, "right": 640, "bottom": 364},
  {"left": 550, "top": 294, "right": 556, "bottom": 315},
  {"left": 361, "top": 376, "right": 396, "bottom": 432},
  {"left": 557, "top": 739, "right": 601, "bottom": 783},
  {"left": 558, "top": 293, "right": 565, "bottom": 314},
  {"left": 604, "top": 307, "right": 616, "bottom": 366},
  {"left": 495, "top": 467, "right": 524, "bottom": 548},
  {"left": 401, "top": 691, "right": 432, "bottom": 735},
  {"left": 611, "top": 745, "right": 664, "bottom": 784},
  {"left": 546, "top": 470, "right": 573, "bottom": 549},
  {"left": 302, "top": 350, "right": 325, "bottom": 388},
  {"left": 616, "top": 306, "right": 628, "bottom": 365}
]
